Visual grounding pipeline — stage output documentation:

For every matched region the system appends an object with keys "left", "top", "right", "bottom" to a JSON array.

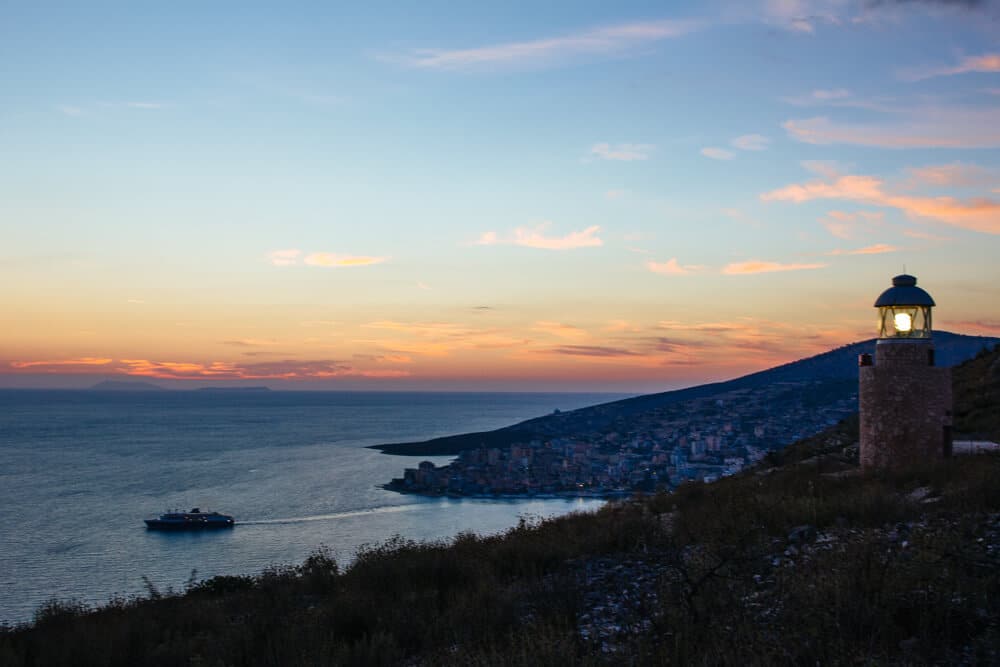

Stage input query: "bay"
[{"left": 0, "top": 389, "right": 623, "bottom": 624}]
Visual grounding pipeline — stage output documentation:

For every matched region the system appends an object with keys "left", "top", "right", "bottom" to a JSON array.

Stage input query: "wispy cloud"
[
  {"left": 270, "top": 249, "right": 388, "bottom": 268},
  {"left": 268, "top": 249, "right": 301, "bottom": 266},
  {"left": 9, "top": 357, "right": 113, "bottom": 370},
  {"left": 533, "top": 321, "right": 588, "bottom": 339},
  {"left": 821, "top": 210, "right": 885, "bottom": 239},
  {"left": 731, "top": 134, "right": 770, "bottom": 151},
  {"left": 904, "top": 163, "right": 998, "bottom": 188},
  {"left": 57, "top": 105, "right": 83, "bottom": 116},
  {"left": 115, "top": 358, "right": 409, "bottom": 380},
  {"left": 783, "top": 110, "right": 1000, "bottom": 148},
  {"left": 381, "top": 19, "right": 698, "bottom": 70},
  {"left": 902, "top": 53, "right": 1000, "bottom": 81},
  {"left": 221, "top": 339, "right": 280, "bottom": 347},
  {"left": 542, "top": 345, "right": 642, "bottom": 358},
  {"left": 591, "top": 142, "right": 654, "bottom": 161},
  {"left": 762, "top": 168, "right": 1000, "bottom": 234},
  {"left": 763, "top": 0, "right": 847, "bottom": 33},
  {"left": 605, "top": 189, "right": 627, "bottom": 200},
  {"left": 475, "top": 222, "right": 603, "bottom": 250},
  {"left": 700, "top": 147, "right": 735, "bottom": 160},
  {"left": 646, "top": 258, "right": 703, "bottom": 275},
  {"left": 722, "top": 260, "right": 827, "bottom": 275},
  {"left": 827, "top": 243, "right": 899, "bottom": 255},
  {"left": 303, "top": 253, "right": 389, "bottom": 268},
  {"left": 126, "top": 101, "right": 164, "bottom": 109}
]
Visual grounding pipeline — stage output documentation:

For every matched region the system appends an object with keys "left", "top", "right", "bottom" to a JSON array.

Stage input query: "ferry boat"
[{"left": 144, "top": 508, "right": 235, "bottom": 530}]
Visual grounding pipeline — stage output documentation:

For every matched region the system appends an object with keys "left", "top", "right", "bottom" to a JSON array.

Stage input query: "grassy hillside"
[
  {"left": 3, "top": 345, "right": 998, "bottom": 666},
  {"left": 953, "top": 343, "right": 1000, "bottom": 441}
]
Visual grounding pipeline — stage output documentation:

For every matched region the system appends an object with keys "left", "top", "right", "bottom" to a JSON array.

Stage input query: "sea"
[{"left": 0, "top": 389, "right": 623, "bottom": 625}]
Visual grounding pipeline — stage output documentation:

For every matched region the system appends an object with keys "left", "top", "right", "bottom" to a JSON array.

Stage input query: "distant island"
[{"left": 88, "top": 380, "right": 166, "bottom": 392}]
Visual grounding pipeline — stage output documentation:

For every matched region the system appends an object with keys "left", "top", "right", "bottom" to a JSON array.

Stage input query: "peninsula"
[{"left": 377, "top": 332, "right": 998, "bottom": 498}]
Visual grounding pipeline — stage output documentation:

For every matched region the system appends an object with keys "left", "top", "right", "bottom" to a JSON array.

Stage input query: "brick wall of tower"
[{"left": 859, "top": 340, "right": 952, "bottom": 470}]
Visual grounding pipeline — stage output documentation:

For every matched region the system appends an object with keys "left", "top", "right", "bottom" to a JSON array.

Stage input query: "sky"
[{"left": 1, "top": 0, "right": 999, "bottom": 392}]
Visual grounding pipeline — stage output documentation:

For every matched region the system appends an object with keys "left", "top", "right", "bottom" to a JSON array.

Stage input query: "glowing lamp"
[{"left": 874, "top": 274, "right": 934, "bottom": 340}]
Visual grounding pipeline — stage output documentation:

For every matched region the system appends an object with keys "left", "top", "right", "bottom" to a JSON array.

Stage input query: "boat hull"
[{"left": 144, "top": 516, "right": 235, "bottom": 530}]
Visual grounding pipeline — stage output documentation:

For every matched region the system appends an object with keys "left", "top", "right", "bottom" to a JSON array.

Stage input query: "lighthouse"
[{"left": 858, "top": 274, "right": 952, "bottom": 470}]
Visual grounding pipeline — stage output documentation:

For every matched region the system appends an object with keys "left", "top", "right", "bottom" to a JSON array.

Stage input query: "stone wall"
[{"left": 859, "top": 340, "right": 953, "bottom": 470}]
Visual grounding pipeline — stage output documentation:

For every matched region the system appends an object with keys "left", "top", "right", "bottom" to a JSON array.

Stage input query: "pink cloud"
[
  {"left": 722, "top": 260, "right": 827, "bottom": 275},
  {"left": 647, "top": 258, "right": 701, "bottom": 275},
  {"left": 762, "top": 170, "right": 1000, "bottom": 234},
  {"left": 700, "top": 147, "right": 735, "bottom": 160},
  {"left": 533, "top": 321, "right": 588, "bottom": 339},
  {"left": 9, "top": 357, "right": 113, "bottom": 370},
  {"left": 903, "top": 53, "right": 1000, "bottom": 81},
  {"left": 905, "top": 163, "right": 997, "bottom": 188},
  {"left": 783, "top": 111, "right": 1000, "bottom": 149},
  {"left": 476, "top": 222, "right": 603, "bottom": 250},
  {"left": 827, "top": 243, "right": 898, "bottom": 256},
  {"left": 383, "top": 20, "right": 698, "bottom": 70},
  {"left": 821, "top": 210, "right": 884, "bottom": 239}
]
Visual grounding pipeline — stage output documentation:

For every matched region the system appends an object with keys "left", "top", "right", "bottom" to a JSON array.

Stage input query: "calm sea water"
[{"left": 0, "top": 390, "right": 623, "bottom": 624}]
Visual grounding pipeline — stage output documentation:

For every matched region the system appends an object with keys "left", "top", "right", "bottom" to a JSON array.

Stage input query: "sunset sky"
[{"left": 2, "top": 1, "right": 999, "bottom": 391}]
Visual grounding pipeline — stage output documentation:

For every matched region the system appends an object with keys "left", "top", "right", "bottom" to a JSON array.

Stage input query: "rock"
[
  {"left": 907, "top": 486, "right": 933, "bottom": 502},
  {"left": 787, "top": 525, "right": 816, "bottom": 544}
]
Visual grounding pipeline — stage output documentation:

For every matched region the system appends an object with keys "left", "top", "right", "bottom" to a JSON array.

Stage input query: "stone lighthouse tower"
[{"left": 859, "top": 274, "right": 952, "bottom": 470}]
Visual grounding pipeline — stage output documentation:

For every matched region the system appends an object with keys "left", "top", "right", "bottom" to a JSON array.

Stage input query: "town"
[{"left": 387, "top": 379, "right": 858, "bottom": 497}]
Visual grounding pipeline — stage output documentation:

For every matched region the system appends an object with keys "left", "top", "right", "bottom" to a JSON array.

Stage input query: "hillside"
[
  {"left": 372, "top": 331, "right": 998, "bottom": 456},
  {"left": 2, "top": 345, "right": 998, "bottom": 665}
]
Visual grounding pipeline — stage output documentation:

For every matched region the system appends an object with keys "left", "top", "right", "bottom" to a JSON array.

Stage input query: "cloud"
[
  {"left": 605, "top": 189, "right": 626, "bottom": 199},
  {"left": 722, "top": 260, "right": 827, "bottom": 275},
  {"left": 827, "top": 243, "right": 899, "bottom": 255},
  {"left": 533, "top": 321, "right": 588, "bottom": 339},
  {"left": 9, "top": 357, "right": 113, "bottom": 370},
  {"left": 700, "top": 147, "right": 735, "bottom": 160},
  {"left": 57, "top": 105, "right": 83, "bottom": 116},
  {"left": 126, "top": 101, "right": 164, "bottom": 109},
  {"left": 221, "top": 339, "right": 279, "bottom": 347},
  {"left": 646, "top": 258, "right": 702, "bottom": 275},
  {"left": 902, "top": 53, "right": 1000, "bottom": 81},
  {"left": 591, "top": 142, "right": 654, "bottom": 161},
  {"left": 117, "top": 358, "right": 409, "bottom": 380},
  {"left": 542, "top": 345, "right": 643, "bottom": 358},
  {"left": 762, "top": 169, "right": 1000, "bottom": 234},
  {"left": 763, "top": 0, "right": 848, "bottom": 33},
  {"left": 475, "top": 222, "right": 603, "bottom": 250},
  {"left": 821, "top": 210, "right": 885, "bottom": 239},
  {"left": 731, "top": 134, "right": 770, "bottom": 151},
  {"left": 268, "top": 249, "right": 301, "bottom": 266},
  {"left": 303, "top": 253, "right": 388, "bottom": 267},
  {"left": 783, "top": 111, "right": 1000, "bottom": 148},
  {"left": 381, "top": 19, "right": 698, "bottom": 70},
  {"left": 905, "top": 163, "right": 998, "bottom": 188},
  {"left": 810, "top": 88, "right": 851, "bottom": 100},
  {"left": 417, "top": 281, "right": 431, "bottom": 290}
]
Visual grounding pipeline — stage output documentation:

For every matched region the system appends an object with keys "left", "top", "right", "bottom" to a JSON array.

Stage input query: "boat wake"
[{"left": 237, "top": 504, "right": 427, "bottom": 526}]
